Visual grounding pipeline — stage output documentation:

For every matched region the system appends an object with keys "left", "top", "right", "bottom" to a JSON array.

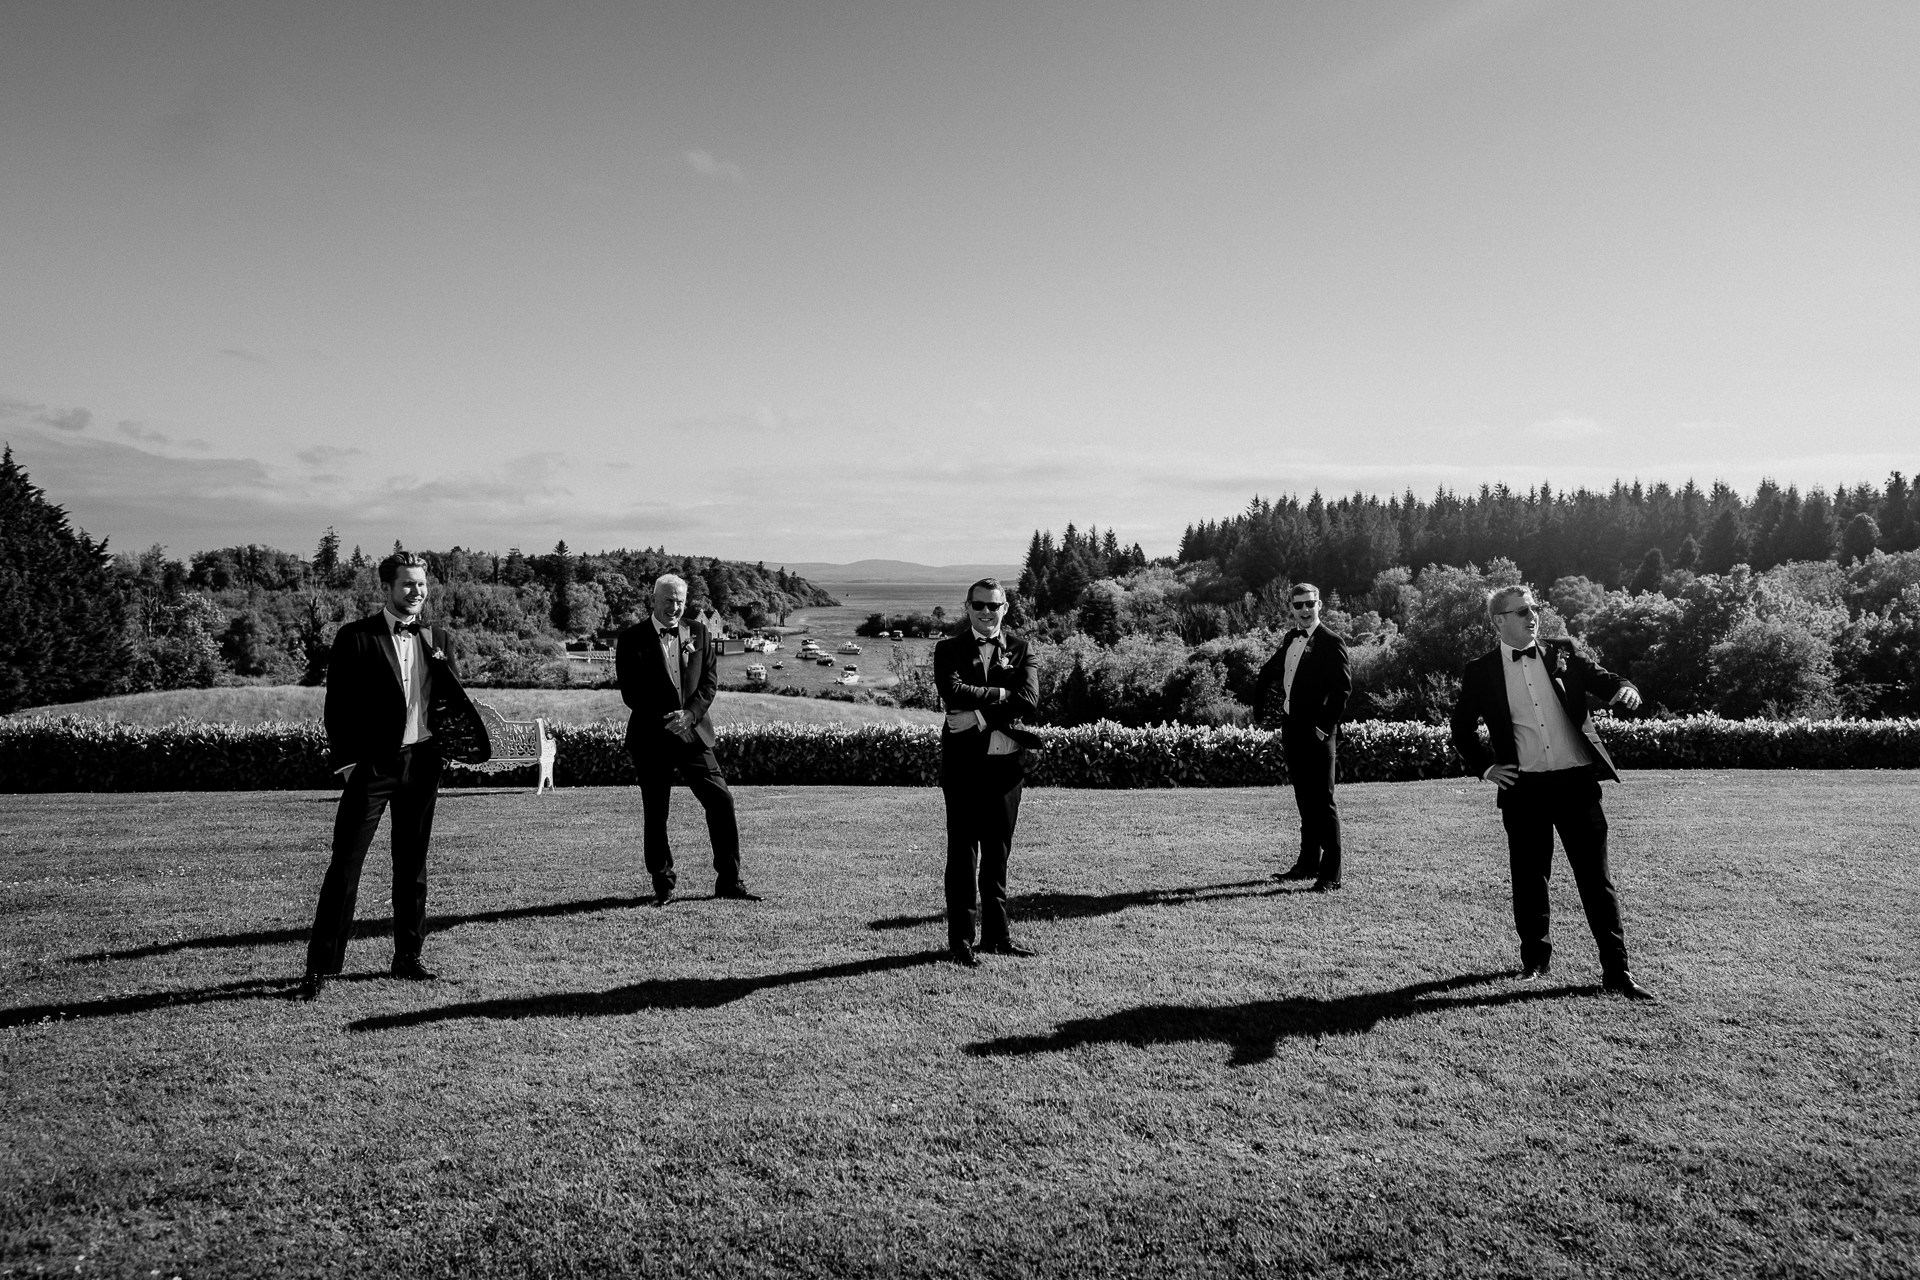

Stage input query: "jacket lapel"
[
  {"left": 1483, "top": 651, "right": 1516, "bottom": 756},
  {"left": 374, "top": 617, "right": 405, "bottom": 694}
]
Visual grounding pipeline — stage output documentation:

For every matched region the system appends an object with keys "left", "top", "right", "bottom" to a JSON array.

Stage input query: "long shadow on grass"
[
  {"left": 0, "top": 973, "right": 385, "bottom": 1028},
  {"left": 348, "top": 949, "right": 948, "bottom": 1033},
  {"left": 69, "top": 895, "right": 656, "bottom": 964},
  {"left": 967, "top": 972, "right": 1603, "bottom": 1066},
  {"left": 869, "top": 879, "right": 1285, "bottom": 932}
]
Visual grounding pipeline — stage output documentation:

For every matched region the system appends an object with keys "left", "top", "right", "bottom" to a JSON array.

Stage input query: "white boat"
[
  {"left": 837, "top": 665, "right": 860, "bottom": 684},
  {"left": 838, "top": 640, "right": 862, "bottom": 655},
  {"left": 745, "top": 663, "right": 768, "bottom": 684}
]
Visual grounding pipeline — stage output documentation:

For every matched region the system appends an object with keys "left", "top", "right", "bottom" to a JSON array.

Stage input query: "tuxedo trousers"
[
  {"left": 942, "top": 754, "right": 1026, "bottom": 946},
  {"left": 1281, "top": 719, "right": 1342, "bottom": 878},
  {"left": 307, "top": 742, "right": 441, "bottom": 975},
  {"left": 631, "top": 743, "right": 741, "bottom": 890},
  {"left": 1499, "top": 768, "right": 1628, "bottom": 976}
]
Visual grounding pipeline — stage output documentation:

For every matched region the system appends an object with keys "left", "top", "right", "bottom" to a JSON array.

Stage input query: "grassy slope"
[
  {"left": 8, "top": 685, "right": 941, "bottom": 728},
  {"left": 1, "top": 775, "right": 1915, "bottom": 1278}
]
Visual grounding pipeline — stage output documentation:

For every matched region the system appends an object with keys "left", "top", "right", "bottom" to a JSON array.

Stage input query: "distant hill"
[{"left": 780, "top": 559, "right": 1023, "bottom": 583}]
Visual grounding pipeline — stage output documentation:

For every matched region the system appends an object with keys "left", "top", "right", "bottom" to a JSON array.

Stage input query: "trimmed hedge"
[{"left": 2, "top": 714, "right": 1917, "bottom": 792}]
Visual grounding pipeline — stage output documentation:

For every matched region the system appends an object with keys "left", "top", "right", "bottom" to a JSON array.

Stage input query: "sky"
[{"left": 3, "top": 0, "right": 1916, "bottom": 565}]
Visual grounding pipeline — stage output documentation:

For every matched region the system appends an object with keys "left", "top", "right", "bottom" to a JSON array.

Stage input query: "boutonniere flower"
[{"left": 429, "top": 646, "right": 446, "bottom": 662}]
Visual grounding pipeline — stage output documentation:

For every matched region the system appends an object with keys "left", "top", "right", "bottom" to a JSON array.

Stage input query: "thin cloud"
[
  {"left": 36, "top": 406, "right": 92, "bottom": 432},
  {"left": 684, "top": 149, "right": 747, "bottom": 184},
  {"left": 118, "top": 421, "right": 171, "bottom": 445},
  {"left": 219, "top": 347, "right": 268, "bottom": 364},
  {"left": 297, "top": 445, "right": 364, "bottom": 467}
]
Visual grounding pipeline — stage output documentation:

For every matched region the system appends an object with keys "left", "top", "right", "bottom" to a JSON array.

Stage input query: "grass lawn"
[
  {"left": 2, "top": 773, "right": 1915, "bottom": 1277},
  {"left": 7, "top": 686, "right": 941, "bottom": 729}
]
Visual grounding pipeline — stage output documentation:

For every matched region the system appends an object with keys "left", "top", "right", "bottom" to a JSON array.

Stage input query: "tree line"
[
  {"left": 0, "top": 447, "right": 837, "bottom": 714},
  {"left": 1173, "top": 474, "right": 1916, "bottom": 603},
  {"left": 998, "top": 470, "right": 1920, "bottom": 726}
]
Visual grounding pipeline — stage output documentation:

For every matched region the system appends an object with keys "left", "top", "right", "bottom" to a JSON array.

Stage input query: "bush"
[
  {"left": 1709, "top": 613, "right": 1838, "bottom": 719},
  {"left": 120, "top": 593, "right": 227, "bottom": 693},
  {"left": 9, "top": 714, "right": 1916, "bottom": 793},
  {"left": 460, "top": 632, "right": 570, "bottom": 687}
]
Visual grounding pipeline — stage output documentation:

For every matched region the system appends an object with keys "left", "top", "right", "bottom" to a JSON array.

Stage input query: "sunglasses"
[
  {"left": 968, "top": 599, "right": 1006, "bottom": 612},
  {"left": 1290, "top": 599, "right": 1319, "bottom": 610},
  {"left": 1497, "top": 605, "right": 1538, "bottom": 617}
]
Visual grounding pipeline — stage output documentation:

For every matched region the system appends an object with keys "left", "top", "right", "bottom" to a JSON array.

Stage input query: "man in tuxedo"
[
  {"left": 302, "top": 551, "right": 483, "bottom": 999},
  {"left": 934, "top": 578, "right": 1042, "bottom": 967},
  {"left": 615, "top": 574, "right": 757, "bottom": 906},
  {"left": 1253, "top": 583, "right": 1352, "bottom": 891},
  {"left": 1449, "top": 585, "right": 1654, "bottom": 999}
]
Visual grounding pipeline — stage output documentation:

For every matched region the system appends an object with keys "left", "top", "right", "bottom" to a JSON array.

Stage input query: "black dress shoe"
[
  {"left": 949, "top": 941, "right": 978, "bottom": 967},
  {"left": 1521, "top": 960, "right": 1550, "bottom": 980},
  {"left": 297, "top": 972, "right": 328, "bottom": 1001},
  {"left": 654, "top": 885, "right": 676, "bottom": 908},
  {"left": 390, "top": 957, "right": 437, "bottom": 981},
  {"left": 1603, "top": 973, "right": 1655, "bottom": 1000},
  {"left": 1310, "top": 878, "right": 1342, "bottom": 893},
  {"left": 715, "top": 882, "right": 761, "bottom": 901},
  {"left": 980, "top": 940, "right": 1037, "bottom": 957},
  {"left": 1275, "top": 863, "right": 1320, "bottom": 882}
]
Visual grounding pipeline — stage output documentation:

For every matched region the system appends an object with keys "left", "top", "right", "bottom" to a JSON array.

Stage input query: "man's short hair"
[
  {"left": 378, "top": 551, "right": 429, "bottom": 586},
  {"left": 653, "top": 573, "right": 688, "bottom": 597},
  {"left": 1290, "top": 582, "right": 1321, "bottom": 601},
  {"left": 1486, "top": 585, "right": 1532, "bottom": 622},
  {"left": 966, "top": 577, "right": 1005, "bottom": 602}
]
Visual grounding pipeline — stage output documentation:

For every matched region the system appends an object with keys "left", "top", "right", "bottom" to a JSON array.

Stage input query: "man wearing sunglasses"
[
  {"left": 1450, "top": 586, "right": 1653, "bottom": 999},
  {"left": 933, "top": 578, "right": 1043, "bottom": 967},
  {"left": 1253, "top": 583, "right": 1353, "bottom": 891}
]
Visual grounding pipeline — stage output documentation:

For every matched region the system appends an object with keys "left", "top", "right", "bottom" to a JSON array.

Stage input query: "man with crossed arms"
[{"left": 934, "top": 577, "right": 1042, "bottom": 967}]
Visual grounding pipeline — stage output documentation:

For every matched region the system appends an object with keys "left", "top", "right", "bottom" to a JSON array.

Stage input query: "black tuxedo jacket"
[
  {"left": 616, "top": 617, "right": 719, "bottom": 759},
  {"left": 934, "top": 629, "right": 1042, "bottom": 786},
  {"left": 1253, "top": 626, "right": 1352, "bottom": 736},
  {"left": 1450, "top": 637, "right": 1631, "bottom": 793},
  {"left": 323, "top": 613, "right": 483, "bottom": 771}
]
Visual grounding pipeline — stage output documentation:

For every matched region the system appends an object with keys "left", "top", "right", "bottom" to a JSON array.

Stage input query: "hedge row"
[{"left": 2, "top": 715, "right": 1917, "bottom": 792}]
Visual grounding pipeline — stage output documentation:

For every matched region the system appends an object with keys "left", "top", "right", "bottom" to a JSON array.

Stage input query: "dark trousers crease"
[
  {"left": 307, "top": 743, "right": 441, "bottom": 974},
  {"left": 943, "top": 755, "right": 1025, "bottom": 946},
  {"left": 1281, "top": 719, "right": 1342, "bottom": 879},
  {"left": 1500, "top": 768, "right": 1629, "bottom": 975},
  {"left": 632, "top": 745, "right": 741, "bottom": 890}
]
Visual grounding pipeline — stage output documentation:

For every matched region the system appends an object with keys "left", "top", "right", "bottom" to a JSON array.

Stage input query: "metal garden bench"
[{"left": 452, "top": 701, "right": 556, "bottom": 793}]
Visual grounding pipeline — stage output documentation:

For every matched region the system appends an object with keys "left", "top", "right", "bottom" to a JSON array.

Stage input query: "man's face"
[
  {"left": 1289, "top": 592, "right": 1321, "bottom": 629},
  {"left": 1494, "top": 591, "right": 1541, "bottom": 648},
  {"left": 966, "top": 587, "right": 1008, "bottom": 635},
  {"left": 652, "top": 583, "right": 687, "bottom": 628},
  {"left": 386, "top": 567, "right": 428, "bottom": 618}
]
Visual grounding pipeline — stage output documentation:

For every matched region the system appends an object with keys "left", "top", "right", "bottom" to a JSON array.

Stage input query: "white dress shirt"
[
  {"left": 1281, "top": 622, "right": 1319, "bottom": 715},
  {"left": 1500, "top": 641, "right": 1591, "bottom": 773},
  {"left": 654, "top": 619, "right": 683, "bottom": 699},
  {"left": 383, "top": 608, "right": 432, "bottom": 746}
]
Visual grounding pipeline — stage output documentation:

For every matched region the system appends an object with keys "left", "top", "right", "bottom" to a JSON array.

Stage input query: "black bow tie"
[
  {"left": 976, "top": 634, "right": 1001, "bottom": 646},
  {"left": 393, "top": 619, "right": 422, "bottom": 637},
  {"left": 1511, "top": 645, "right": 1539, "bottom": 662}
]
